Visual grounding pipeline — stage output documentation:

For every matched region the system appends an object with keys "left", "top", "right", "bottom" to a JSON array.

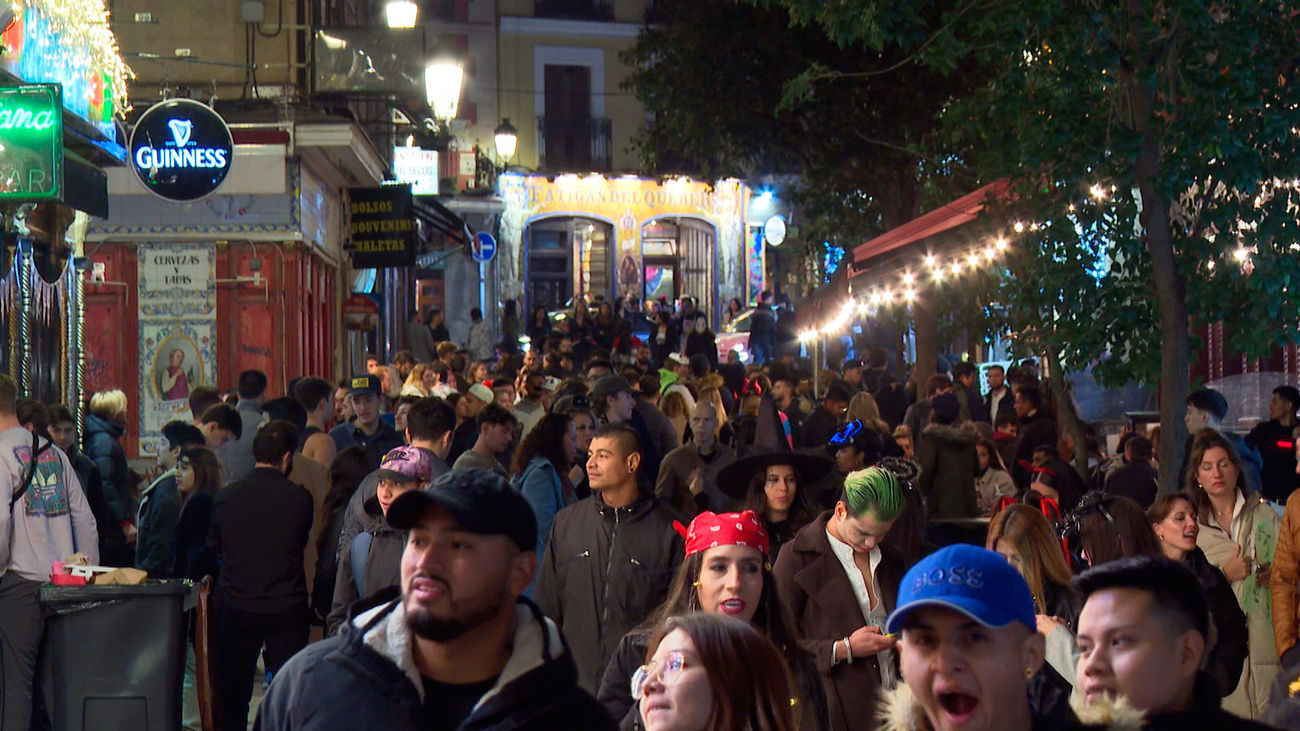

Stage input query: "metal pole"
[{"left": 18, "top": 239, "right": 31, "bottom": 396}]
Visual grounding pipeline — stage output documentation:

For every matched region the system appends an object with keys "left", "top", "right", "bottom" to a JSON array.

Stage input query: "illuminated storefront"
[
  {"left": 0, "top": 0, "right": 132, "bottom": 419},
  {"left": 497, "top": 173, "right": 757, "bottom": 323}
]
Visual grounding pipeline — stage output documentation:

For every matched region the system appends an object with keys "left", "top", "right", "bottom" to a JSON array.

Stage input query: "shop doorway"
[
  {"left": 640, "top": 217, "right": 717, "bottom": 320},
  {"left": 525, "top": 216, "right": 614, "bottom": 312}
]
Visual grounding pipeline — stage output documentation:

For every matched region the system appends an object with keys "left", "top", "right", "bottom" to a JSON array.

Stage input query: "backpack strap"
[
  {"left": 350, "top": 531, "right": 373, "bottom": 596},
  {"left": 9, "top": 431, "right": 52, "bottom": 514}
]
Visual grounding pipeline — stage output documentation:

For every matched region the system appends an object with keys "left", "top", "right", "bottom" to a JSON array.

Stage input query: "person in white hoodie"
[{"left": 0, "top": 374, "right": 99, "bottom": 730}]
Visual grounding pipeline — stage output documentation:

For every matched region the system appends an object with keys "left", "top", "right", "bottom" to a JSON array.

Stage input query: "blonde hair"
[
  {"left": 986, "top": 504, "right": 1073, "bottom": 612},
  {"left": 402, "top": 364, "right": 429, "bottom": 395},
  {"left": 660, "top": 390, "right": 691, "bottom": 419},
  {"left": 696, "top": 386, "right": 729, "bottom": 433},
  {"left": 88, "top": 390, "right": 128, "bottom": 422},
  {"left": 846, "top": 392, "right": 889, "bottom": 435}
]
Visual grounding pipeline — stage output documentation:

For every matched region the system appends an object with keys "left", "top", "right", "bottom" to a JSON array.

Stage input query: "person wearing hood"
[
  {"left": 1072, "top": 555, "right": 1274, "bottom": 729},
  {"left": 535, "top": 423, "right": 684, "bottom": 694},
  {"left": 917, "top": 392, "right": 980, "bottom": 521},
  {"left": 255, "top": 469, "right": 614, "bottom": 730},
  {"left": 84, "top": 389, "right": 135, "bottom": 565},
  {"left": 879, "top": 544, "right": 1087, "bottom": 731},
  {"left": 326, "top": 446, "right": 433, "bottom": 634}
]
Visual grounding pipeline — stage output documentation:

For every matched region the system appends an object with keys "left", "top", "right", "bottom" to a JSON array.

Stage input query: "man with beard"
[{"left": 255, "top": 469, "right": 613, "bottom": 729}]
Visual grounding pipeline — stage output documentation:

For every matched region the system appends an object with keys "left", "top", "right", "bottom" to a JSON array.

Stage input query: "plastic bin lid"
[{"left": 39, "top": 581, "right": 192, "bottom": 603}]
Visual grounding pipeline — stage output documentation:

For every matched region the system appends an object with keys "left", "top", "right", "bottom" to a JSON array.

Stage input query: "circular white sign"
[{"left": 763, "top": 215, "right": 786, "bottom": 246}]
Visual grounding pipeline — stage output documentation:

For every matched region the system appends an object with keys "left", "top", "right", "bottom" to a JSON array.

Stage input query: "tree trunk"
[
  {"left": 912, "top": 297, "right": 937, "bottom": 398},
  {"left": 1123, "top": 14, "right": 1189, "bottom": 494}
]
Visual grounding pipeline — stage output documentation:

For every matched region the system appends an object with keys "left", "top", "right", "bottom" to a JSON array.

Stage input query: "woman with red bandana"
[{"left": 597, "top": 510, "right": 828, "bottom": 730}]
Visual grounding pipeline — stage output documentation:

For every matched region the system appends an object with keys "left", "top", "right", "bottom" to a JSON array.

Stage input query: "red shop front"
[{"left": 82, "top": 242, "right": 338, "bottom": 458}]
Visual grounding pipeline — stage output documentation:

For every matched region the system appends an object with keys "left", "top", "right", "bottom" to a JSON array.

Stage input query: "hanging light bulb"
[
  {"left": 995, "top": 237, "right": 1009, "bottom": 251},
  {"left": 967, "top": 252, "right": 980, "bottom": 267},
  {"left": 902, "top": 272, "right": 915, "bottom": 286},
  {"left": 950, "top": 261, "right": 962, "bottom": 276},
  {"left": 924, "top": 254, "right": 937, "bottom": 268},
  {"left": 385, "top": 0, "right": 418, "bottom": 28},
  {"left": 1013, "top": 221, "right": 1025, "bottom": 233}
]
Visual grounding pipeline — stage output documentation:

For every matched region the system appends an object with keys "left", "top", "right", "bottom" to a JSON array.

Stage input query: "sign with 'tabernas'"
[{"left": 348, "top": 185, "right": 415, "bottom": 268}]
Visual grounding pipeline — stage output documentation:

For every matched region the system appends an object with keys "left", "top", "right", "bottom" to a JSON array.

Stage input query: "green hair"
[{"left": 841, "top": 467, "right": 904, "bottom": 522}]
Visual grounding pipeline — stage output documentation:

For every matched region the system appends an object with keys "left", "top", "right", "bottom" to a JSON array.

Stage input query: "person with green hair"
[{"left": 772, "top": 465, "right": 908, "bottom": 731}]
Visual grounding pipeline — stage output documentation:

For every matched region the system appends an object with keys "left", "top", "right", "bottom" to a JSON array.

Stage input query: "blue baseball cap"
[{"left": 886, "top": 544, "right": 1036, "bottom": 634}]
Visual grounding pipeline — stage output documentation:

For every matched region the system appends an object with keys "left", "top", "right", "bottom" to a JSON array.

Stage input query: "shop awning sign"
[
  {"left": 129, "top": 99, "right": 234, "bottom": 202},
  {"left": 0, "top": 84, "right": 64, "bottom": 201},
  {"left": 348, "top": 185, "right": 416, "bottom": 268}
]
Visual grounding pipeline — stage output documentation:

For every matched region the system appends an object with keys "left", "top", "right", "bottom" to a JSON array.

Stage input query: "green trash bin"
[{"left": 38, "top": 582, "right": 190, "bottom": 731}]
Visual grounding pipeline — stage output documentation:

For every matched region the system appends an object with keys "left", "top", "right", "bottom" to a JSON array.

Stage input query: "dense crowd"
[{"left": 4, "top": 292, "right": 1300, "bottom": 730}]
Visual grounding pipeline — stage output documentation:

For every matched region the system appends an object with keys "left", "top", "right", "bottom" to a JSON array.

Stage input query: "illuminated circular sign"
[
  {"left": 763, "top": 214, "right": 787, "bottom": 246},
  {"left": 129, "top": 99, "right": 233, "bottom": 202}
]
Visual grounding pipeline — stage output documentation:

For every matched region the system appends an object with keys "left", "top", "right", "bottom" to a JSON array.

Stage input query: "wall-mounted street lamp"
[
  {"left": 494, "top": 118, "right": 518, "bottom": 161},
  {"left": 385, "top": 0, "right": 418, "bottom": 28},
  {"left": 425, "top": 61, "right": 464, "bottom": 121}
]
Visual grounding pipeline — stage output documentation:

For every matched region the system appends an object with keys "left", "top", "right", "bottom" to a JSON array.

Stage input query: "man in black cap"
[
  {"left": 800, "top": 383, "right": 851, "bottom": 449},
  {"left": 590, "top": 374, "right": 660, "bottom": 482},
  {"left": 329, "top": 374, "right": 404, "bottom": 469},
  {"left": 256, "top": 469, "right": 614, "bottom": 729}
]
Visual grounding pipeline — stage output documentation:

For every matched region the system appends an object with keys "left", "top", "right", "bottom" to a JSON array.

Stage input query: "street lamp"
[
  {"left": 425, "top": 61, "right": 464, "bottom": 121},
  {"left": 385, "top": 0, "right": 418, "bottom": 28},
  {"left": 494, "top": 118, "right": 518, "bottom": 161}
]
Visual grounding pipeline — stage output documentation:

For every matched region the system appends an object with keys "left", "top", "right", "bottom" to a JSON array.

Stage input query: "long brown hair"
[
  {"left": 743, "top": 466, "right": 816, "bottom": 529},
  {"left": 1074, "top": 493, "right": 1163, "bottom": 566},
  {"left": 986, "top": 504, "right": 1072, "bottom": 612},
  {"left": 1184, "top": 428, "right": 1257, "bottom": 525},
  {"left": 509, "top": 412, "right": 574, "bottom": 478},
  {"left": 644, "top": 613, "right": 796, "bottom": 731},
  {"left": 178, "top": 446, "right": 223, "bottom": 496}
]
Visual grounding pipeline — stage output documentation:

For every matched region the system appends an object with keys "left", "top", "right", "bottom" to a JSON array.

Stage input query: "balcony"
[
  {"left": 534, "top": 0, "right": 614, "bottom": 21},
  {"left": 537, "top": 117, "right": 612, "bottom": 172}
]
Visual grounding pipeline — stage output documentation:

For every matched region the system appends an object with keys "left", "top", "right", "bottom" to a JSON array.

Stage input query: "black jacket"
[
  {"left": 83, "top": 413, "right": 133, "bottom": 527},
  {"left": 1185, "top": 546, "right": 1248, "bottom": 697},
  {"left": 209, "top": 466, "right": 314, "bottom": 613},
  {"left": 917, "top": 422, "right": 980, "bottom": 520},
  {"left": 535, "top": 491, "right": 684, "bottom": 694},
  {"left": 1013, "top": 409, "right": 1059, "bottom": 488},
  {"left": 1104, "top": 459, "right": 1159, "bottom": 508},
  {"left": 66, "top": 445, "right": 124, "bottom": 560},
  {"left": 254, "top": 594, "right": 614, "bottom": 731},
  {"left": 1247, "top": 418, "right": 1300, "bottom": 502},
  {"left": 326, "top": 494, "right": 405, "bottom": 634}
]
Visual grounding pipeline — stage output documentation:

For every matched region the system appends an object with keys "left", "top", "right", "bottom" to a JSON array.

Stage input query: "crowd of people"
[{"left": 4, "top": 291, "right": 1300, "bottom": 729}]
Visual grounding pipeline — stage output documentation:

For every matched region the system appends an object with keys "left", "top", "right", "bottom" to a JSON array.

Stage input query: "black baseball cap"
[
  {"left": 591, "top": 374, "right": 635, "bottom": 402},
  {"left": 348, "top": 373, "right": 382, "bottom": 397},
  {"left": 386, "top": 468, "right": 538, "bottom": 553}
]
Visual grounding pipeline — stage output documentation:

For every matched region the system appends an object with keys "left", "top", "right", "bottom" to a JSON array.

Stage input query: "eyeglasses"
[{"left": 630, "top": 650, "right": 686, "bottom": 700}]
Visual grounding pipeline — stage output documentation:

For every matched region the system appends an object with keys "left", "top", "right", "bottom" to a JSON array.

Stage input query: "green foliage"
[
  {"left": 768, "top": 0, "right": 1300, "bottom": 387},
  {"left": 621, "top": 0, "right": 986, "bottom": 295}
]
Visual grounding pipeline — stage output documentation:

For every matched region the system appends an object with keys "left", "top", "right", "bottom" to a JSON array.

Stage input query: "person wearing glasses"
[
  {"left": 598, "top": 511, "right": 828, "bottom": 730},
  {"left": 1188, "top": 429, "right": 1282, "bottom": 719},
  {"left": 772, "top": 466, "right": 907, "bottom": 731},
  {"left": 633, "top": 613, "right": 797, "bottom": 731}
]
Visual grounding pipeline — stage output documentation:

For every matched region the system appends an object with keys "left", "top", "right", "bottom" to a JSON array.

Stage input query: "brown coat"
[
  {"left": 773, "top": 511, "right": 906, "bottom": 731},
  {"left": 1273, "top": 489, "right": 1300, "bottom": 659}
]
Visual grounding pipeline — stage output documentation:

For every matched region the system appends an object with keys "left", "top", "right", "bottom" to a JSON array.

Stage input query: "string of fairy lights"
[{"left": 791, "top": 179, "right": 1271, "bottom": 342}]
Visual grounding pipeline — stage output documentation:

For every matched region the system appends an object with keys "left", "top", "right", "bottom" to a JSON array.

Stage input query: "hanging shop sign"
[
  {"left": 348, "top": 185, "right": 416, "bottom": 268},
  {"left": 342, "top": 293, "right": 382, "bottom": 331},
  {"left": 471, "top": 231, "right": 497, "bottom": 263},
  {"left": 129, "top": 99, "right": 233, "bottom": 202},
  {"left": 392, "top": 145, "right": 439, "bottom": 196},
  {"left": 0, "top": 84, "right": 64, "bottom": 201}
]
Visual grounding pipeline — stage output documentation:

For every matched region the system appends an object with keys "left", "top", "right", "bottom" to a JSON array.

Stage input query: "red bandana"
[{"left": 673, "top": 510, "right": 770, "bottom": 558}]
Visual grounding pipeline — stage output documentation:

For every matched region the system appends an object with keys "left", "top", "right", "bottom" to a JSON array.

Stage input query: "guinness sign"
[{"left": 130, "top": 99, "right": 234, "bottom": 202}]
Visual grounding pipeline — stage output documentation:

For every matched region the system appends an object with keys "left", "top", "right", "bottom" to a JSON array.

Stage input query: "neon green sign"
[{"left": 0, "top": 85, "right": 63, "bottom": 200}]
